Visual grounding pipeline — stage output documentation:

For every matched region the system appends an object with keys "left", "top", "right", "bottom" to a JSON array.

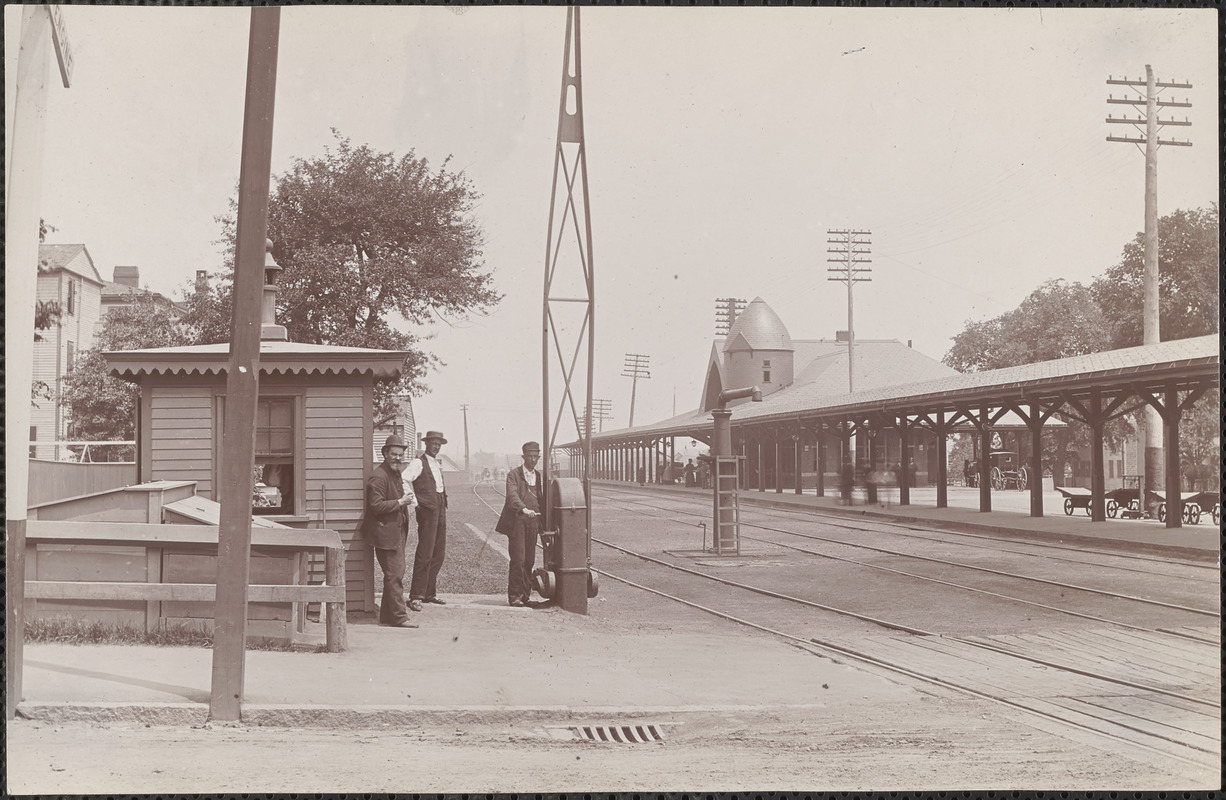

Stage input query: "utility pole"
[
  {"left": 1106, "top": 66, "right": 1192, "bottom": 513},
  {"left": 592, "top": 398, "right": 613, "bottom": 432},
  {"left": 622, "top": 353, "right": 651, "bottom": 427},
  {"left": 826, "top": 229, "right": 872, "bottom": 393},
  {"left": 460, "top": 404, "right": 470, "bottom": 475},
  {"left": 715, "top": 297, "right": 747, "bottom": 336},
  {"left": 6, "top": 2, "right": 74, "bottom": 723}
]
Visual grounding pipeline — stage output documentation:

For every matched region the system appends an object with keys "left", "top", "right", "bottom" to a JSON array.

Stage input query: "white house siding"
[
  {"left": 30, "top": 262, "right": 103, "bottom": 459},
  {"left": 149, "top": 390, "right": 215, "bottom": 497},
  {"left": 303, "top": 386, "right": 370, "bottom": 610}
]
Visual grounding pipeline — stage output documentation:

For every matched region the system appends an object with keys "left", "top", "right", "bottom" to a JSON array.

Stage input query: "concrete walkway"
[
  {"left": 594, "top": 480, "right": 1220, "bottom": 560},
  {"left": 14, "top": 591, "right": 905, "bottom": 727}
]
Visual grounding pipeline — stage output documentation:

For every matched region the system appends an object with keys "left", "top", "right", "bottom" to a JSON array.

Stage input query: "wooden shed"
[{"left": 106, "top": 339, "right": 410, "bottom": 615}]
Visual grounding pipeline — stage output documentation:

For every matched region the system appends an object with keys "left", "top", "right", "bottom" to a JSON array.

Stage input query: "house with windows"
[
  {"left": 32, "top": 244, "right": 105, "bottom": 459},
  {"left": 32, "top": 245, "right": 185, "bottom": 461}
]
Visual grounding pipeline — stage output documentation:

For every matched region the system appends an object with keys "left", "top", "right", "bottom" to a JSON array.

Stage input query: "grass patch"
[{"left": 25, "top": 616, "right": 326, "bottom": 652}]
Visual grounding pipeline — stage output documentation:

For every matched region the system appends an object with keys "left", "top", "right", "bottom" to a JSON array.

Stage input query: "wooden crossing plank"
[
  {"left": 1071, "top": 629, "right": 1219, "bottom": 676},
  {"left": 1050, "top": 695, "right": 1220, "bottom": 748},
  {"left": 1020, "top": 697, "right": 1218, "bottom": 765},
  {"left": 1008, "top": 630, "right": 1217, "bottom": 682},
  {"left": 1075, "top": 694, "right": 1223, "bottom": 742},
  {"left": 1028, "top": 629, "right": 1219, "bottom": 679}
]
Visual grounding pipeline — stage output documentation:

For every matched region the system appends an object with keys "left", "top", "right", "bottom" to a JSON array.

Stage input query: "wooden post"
[
  {"left": 324, "top": 546, "right": 347, "bottom": 652},
  {"left": 898, "top": 415, "right": 911, "bottom": 506},
  {"left": 209, "top": 7, "right": 280, "bottom": 722},
  {"left": 1163, "top": 382, "right": 1182, "bottom": 530},
  {"left": 1028, "top": 402, "right": 1045, "bottom": 518},
  {"left": 935, "top": 413, "right": 948, "bottom": 509},
  {"left": 1089, "top": 389, "right": 1107, "bottom": 522},
  {"left": 978, "top": 409, "right": 992, "bottom": 513}
]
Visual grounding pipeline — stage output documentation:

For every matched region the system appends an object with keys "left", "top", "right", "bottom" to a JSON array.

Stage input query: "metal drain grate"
[{"left": 573, "top": 724, "right": 665, "bottom": 743}]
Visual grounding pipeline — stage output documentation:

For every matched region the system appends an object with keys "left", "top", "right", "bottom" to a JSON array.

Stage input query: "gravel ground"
[{"left": 373, "top": 479, "right": 508, "bottom": 602}]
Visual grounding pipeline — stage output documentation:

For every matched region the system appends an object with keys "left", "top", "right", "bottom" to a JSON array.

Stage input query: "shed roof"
[
  {"left": 106, "top": 340, "right": 412, "bottom": 381},
  {"left": 587, "top": 335, "right": 1218, "bottom": 442}
]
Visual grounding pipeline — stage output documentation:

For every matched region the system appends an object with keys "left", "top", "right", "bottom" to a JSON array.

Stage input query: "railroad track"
[
  {"left": 594, "top": 487, "right": 1219, "bottom": 626},
  {"left": 471, "top": 481, "right": 1220, "bottom": 770}
]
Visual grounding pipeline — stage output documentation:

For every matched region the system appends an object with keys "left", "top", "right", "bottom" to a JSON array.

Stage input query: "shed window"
[
  {"left": 67, "top": 279, "right": 76, "bottom": 315},
  {"left": 253, "top": 397, "right": 296, "bottom": 515},
  {"left": 762, "top": 359, "right": 771, "bottom": 383}
]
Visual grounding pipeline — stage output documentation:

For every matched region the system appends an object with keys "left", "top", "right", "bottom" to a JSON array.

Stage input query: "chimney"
[
  {"left": 835, "top": 330, "right": 850, "bottom": 342},
  {"left": 260, "top": 239, "right": 288, "bottom": 342},
  {"left": 907, "top": 339, "right": 913, "bottom": 348},
  {"left": 195, "top": 270, "right": 208, "bottom": 284},
  {"left": 113, "top": 266, "right": 140, "bottom": 287}
]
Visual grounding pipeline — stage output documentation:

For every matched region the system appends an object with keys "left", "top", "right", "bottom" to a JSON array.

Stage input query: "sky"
[{"left": 6, "top": 6, "right": 1218, "bottom": 461}]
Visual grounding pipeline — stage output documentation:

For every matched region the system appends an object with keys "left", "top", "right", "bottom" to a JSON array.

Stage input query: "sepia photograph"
[{"left": 4, "top": 3, "right": 1219, "bottom": 793}]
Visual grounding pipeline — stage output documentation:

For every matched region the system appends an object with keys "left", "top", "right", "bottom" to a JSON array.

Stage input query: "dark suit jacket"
[
  {"left": 360, "top": 461, "right": 408, "bottom": 549},
  {"left": 495, "top": 466, "right": 543, "bottom": 535}
]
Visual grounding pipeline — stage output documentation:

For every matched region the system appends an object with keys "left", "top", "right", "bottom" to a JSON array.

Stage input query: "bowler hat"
[
  {"left": 522, "top": 441, "right": 541, "bottom": 455},
  {"left": 422, "top": 430, "right": 448, "bottom": 444},
  {"left": 381, "top": 434, "right": 407, "bottom": 454}
]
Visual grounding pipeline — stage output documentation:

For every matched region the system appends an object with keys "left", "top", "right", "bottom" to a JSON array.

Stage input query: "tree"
[
  {"left": 212, "top": 131, "right": 501, "bottom": 413},
  {"left": 944, "top": 279, "right": 1113, "bottom": 372},
  {"left": 1091, "top": 204, "right": 1219, "bottom": 348},
  {"left": 60, "top": 293, "right": 194, "bottom": 458},
  {"left": 943, "top": 279, "right": 1127, "bottom": 484}
]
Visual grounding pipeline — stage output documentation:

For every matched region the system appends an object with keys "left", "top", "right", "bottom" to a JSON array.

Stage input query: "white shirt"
[{"left": 404, "top": 453, "right": 445, "bottom": 501}]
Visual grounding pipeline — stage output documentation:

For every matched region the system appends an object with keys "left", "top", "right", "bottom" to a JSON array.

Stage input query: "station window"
[
  {"left": 66, "top": 341, "right": 75, "bottom": 371},
  {"left": 66, "top": 279, "right": 76, "bottom": 316},
  {"left": 253, "top": 397, "right": 296, "bottom": 515},
  {"left": 762, "top": 359, "right": 771, "bottom": 383}
]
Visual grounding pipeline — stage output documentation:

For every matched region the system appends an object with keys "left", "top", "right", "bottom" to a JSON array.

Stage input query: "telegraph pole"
[
  {"left": 622, "top": 353, "right": 651, "bottom": 427},
  {"left": 592, "top": 398, "right": 613, "bottom": 432},
  {"left": 826, "top": 229, "right": 872, "bottom": 393},
  {"left": 1106, "top": 66, "right": 1192, "bottom": 512},
  {"left": 460, "top": 403, "right": 470, "bottom": 475},
  {"left": 715, "top": 297, "right": 747, "bottom": 336}
]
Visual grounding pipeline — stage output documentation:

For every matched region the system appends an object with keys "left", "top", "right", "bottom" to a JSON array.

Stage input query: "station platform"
[
  {"left": 13, "top": 589, "right": 904, "bottom": 728},
  {"left": 592, "top": 480, "right": 1221, "bottom": 560}
]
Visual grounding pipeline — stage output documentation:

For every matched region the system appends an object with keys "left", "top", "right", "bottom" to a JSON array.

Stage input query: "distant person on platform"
[
  {"left": 495, "top": 441, "right": 544, "bottom": 607},
  {"left": 405, "top": 430, "right": 449, "bottom": 611},
  {"left": 360, "top": 435, "right": 418, "bottom": 628},
  {"left": 684, "top": 459, "right": 697, "bottom": 487}
]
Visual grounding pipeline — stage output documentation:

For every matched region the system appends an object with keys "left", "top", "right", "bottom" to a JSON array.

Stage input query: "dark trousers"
[
  {"left": 375, "top": 539, "right": 409, "bottom": 625},
  {"left": 410, "top": 495, "right": 447, "bottom": 600},
  {"left": 506, "top": 518, "right": 538, "bottom": 602}
]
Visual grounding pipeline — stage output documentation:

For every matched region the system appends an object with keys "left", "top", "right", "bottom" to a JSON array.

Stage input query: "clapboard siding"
[
  {"left": 303, "top": 386, "right": 370, "bottom": 608},
  {"left": 150, "top": 393, "right": 214, "bottom": 497}
]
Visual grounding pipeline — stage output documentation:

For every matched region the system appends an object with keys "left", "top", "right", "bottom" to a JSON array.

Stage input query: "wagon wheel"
[
  {"left": 1157, "top": 503, "right": 1166, "bottom": 523},
  {"left": 1106, "top": 499, "right": 1119, "bottom": 518},
  {"left": 1017, "top": 467, "right": 1028, "bottom": 491},
  {"left": 1084, "top": 503, "right": 1092, "bottom": 517},
  {"left": 1182, "top": 503, "right": 1201, "bottom": 525},
  {"left": 1063, "top": 498, "right": 1073, "bottom": 516},
  {"left": 991, "top": 467, "right": 1004, "bottom": 491},
  {"left": 1213, "top": 504, "right": 1220, "bottom": 526}
]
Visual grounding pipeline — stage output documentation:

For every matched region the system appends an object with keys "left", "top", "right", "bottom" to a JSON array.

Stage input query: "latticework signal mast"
[{"left": 542, "top": 6, "right": 595, "bottom": 538}]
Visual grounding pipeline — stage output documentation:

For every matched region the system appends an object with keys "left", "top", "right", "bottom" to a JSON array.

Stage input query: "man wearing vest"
[
  {"left": 404, "top": 430, "right": 449, "bottom": 611},
  {"left": 360, "top": 435, "right": 419, "bottom": 628},
  {"left": 495, "top": 441, "right": 544, "bottom": 607}
]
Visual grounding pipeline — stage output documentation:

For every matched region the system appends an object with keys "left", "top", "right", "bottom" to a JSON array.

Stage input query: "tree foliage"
[
  {"left": 943, "top": 207, "right": 1219, "bottom": 486},
  {"left": 60, "top": 293, "right": 194, "bottom": 449},
  {"left": 1090, "top": 205, "right": 1219, "bottom": 348},
  {"left": 213, "top": 131, "right": 501, "bottom": 411},
  {"left": 944, "top": 279, "right": 1113, "bottom": 372}
]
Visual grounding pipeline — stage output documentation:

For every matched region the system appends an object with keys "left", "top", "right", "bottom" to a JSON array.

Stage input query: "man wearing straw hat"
[{"left": 404, "top": 430, "right": 450, "bottom": 611}]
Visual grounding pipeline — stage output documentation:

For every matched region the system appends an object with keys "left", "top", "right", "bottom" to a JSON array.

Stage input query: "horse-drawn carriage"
[{"left": 988, "top": 450, "right": 1027, "bottom": 491}]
